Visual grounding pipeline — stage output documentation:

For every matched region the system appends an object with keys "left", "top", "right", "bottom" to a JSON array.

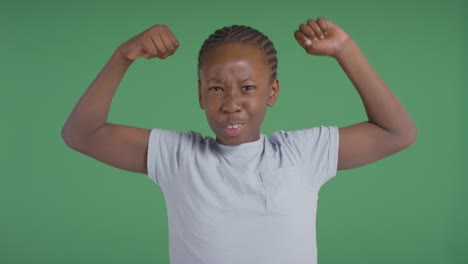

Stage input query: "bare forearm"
[
  {"left": 61, "top": 49, "right": 133, "bottom": 144},
  {"left": 336, "top": 39, "right": 417, "bottom": 141}
]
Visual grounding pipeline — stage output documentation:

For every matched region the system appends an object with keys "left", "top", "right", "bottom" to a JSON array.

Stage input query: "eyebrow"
[
  {"left": 240, "top": 77, "right": 256, "bottom": 82},
  {"left": 207, "top": 77, "right": 256, "bottom": 83},
  {"left": 207, "top": 77, "right": 224, "bottom": 83}
]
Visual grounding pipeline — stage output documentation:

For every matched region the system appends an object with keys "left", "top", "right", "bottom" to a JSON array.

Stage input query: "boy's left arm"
[{"left": 294, "top": 17, "right": 418, "bottom": 170}]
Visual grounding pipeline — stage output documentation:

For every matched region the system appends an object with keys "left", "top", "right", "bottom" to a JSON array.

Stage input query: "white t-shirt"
[{"left": 147, "top": 126, "right": 339, "bottom": 264}]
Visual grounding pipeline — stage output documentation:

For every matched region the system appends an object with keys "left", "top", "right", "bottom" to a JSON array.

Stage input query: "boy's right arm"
[{"left": 61, "top": 25, "right": 179, "bottom": 175}]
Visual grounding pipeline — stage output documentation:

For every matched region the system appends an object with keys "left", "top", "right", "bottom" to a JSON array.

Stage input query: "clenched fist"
[
  {"left": 294, "top": 17, "right": 350, "bottom": 58},
  {"left": 118, "top": 24, "right": 179, "bottom": 61}
]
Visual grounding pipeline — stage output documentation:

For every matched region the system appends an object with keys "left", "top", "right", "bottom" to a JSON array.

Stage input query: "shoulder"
[
  {"left": 148, "top": 128, "right": 214, "bottom": 150},
  {"left": 266, "top": 126, "right": 339, "bottom": 165},
  {"left": 267, "top": 126, "right": 339, "bottom": 178},
  {"left": 269, "top": 126, "right": 338, "bottom": 145},
  {"left": 149, "top": 128, "right": 202, "bottom": 139}
]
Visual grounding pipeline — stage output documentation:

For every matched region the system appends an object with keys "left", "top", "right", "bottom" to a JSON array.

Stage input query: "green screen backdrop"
[{"left": 2, "top": 0, "right": 467, "bottom": 263}]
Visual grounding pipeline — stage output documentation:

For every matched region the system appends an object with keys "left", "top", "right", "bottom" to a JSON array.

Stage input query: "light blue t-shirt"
[{"left": 147, "top": 126, "right": 339, "bottom": 264}]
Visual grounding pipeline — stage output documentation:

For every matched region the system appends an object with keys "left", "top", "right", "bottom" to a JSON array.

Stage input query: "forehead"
[{"left": 199, "top": 43, "right": 270, "bottom": 81}]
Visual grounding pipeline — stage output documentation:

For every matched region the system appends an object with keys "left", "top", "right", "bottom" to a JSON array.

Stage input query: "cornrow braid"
[{"left": 198, "top": 25, "right": 278, "bottom": 82}]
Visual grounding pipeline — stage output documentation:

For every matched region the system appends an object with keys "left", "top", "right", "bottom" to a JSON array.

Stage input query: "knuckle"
[
  {"left": 148, "top": 27, "right": 158, "bottom": 34},
  {"left": 307, "top": 19, "right": 315, "bottom": 25},
  {"left": 151, "top": 24, "right": 164, "bottom": 32},
  {"left": 317, "top": 18, "right": 325, "bottom": 26}
]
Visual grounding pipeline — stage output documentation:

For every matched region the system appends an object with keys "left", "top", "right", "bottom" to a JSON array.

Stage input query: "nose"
[{"left": 221, "top": 92, "right": 242, "bottom": 114}]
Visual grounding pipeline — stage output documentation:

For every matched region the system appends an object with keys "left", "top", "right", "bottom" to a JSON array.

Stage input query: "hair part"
[{"left": 198, "top": 25, "right": 278, "bottom": 82}]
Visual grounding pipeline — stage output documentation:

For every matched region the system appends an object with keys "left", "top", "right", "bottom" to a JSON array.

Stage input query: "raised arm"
[
  {"left": 294, "top": 17, "right": 417, "bottom": 170},
  {"left": 61, "top": 25, "right": 179, "bottom": 174}
]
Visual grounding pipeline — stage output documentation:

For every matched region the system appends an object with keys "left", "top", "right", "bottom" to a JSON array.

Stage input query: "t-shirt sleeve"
[
  {"left": 273, "top": 126, "right": 339, "bottom": 188},
  {"left": 147, "top": 129, "right": 192, "bottom": 187}
]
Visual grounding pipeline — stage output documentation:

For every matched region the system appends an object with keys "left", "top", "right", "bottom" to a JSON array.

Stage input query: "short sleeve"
[
  {"left": 147, "top": 129, "right": 186, "bottom": 187},
  {"left": 272, "top": 126, "right": 339, "bottom": 188}
]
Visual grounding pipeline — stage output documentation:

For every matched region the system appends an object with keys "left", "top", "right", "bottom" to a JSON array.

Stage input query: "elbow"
[
  {"left": 61, "top": 122, "right": 103, "bottom": 150},
  {"left": 61, "top": 128, "right": 75, "bottom": 149},
  {"left": 397, "top": 125, "right": 418, "bottom": 150},
  {"left": 61, "top": 125, "right": 80, "bottom": 150},
  {"left": 409, "top": 126, "right": 418, "bottom": 146},
  {"left": 406, "top": 122, "right": 418, "bottom": 146}
]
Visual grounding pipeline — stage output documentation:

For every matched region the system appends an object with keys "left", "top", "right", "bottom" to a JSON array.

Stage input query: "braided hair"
[{"left": 198, "top": 25, "right": 278, "bottom": 82}]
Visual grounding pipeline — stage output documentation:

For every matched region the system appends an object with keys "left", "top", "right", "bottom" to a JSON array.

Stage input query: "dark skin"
[
  {"left": 61, "top": 17, "right": 417, "bottom": 175},
  {"left": 198, "top": 43, "right": 279, "bottom": 146},
  {"left": 292, "top": 18, "right": 417, "bottom": 169}
]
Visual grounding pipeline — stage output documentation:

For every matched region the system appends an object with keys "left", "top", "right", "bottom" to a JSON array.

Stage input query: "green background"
[{"left": 2, "top": 0, "right": 467, "bottom": 263}]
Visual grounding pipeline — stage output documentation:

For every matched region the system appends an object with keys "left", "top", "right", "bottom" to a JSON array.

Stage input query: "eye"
[
  {"left": 208, "top": 87, "right": 223, "bottom": 92},
  {"left": 242, "top": 85, "right": 256, "bottom": 91}
]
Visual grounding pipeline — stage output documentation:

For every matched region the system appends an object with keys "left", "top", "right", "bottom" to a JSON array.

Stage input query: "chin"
[{"left": 216, "top": 137, "right": 241, "bottom": 146}]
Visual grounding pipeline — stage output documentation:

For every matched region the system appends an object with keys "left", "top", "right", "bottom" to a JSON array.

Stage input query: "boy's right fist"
[{"left": 118, "top": 24, "right": 179, "bottom": 61}]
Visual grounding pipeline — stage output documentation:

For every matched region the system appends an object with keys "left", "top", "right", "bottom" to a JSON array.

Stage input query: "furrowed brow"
[
  {"left": 207, "top": 77, "right": 224, "bottom": 83},
  {"left": 240, "top": 77, "right": 255, "bottom": 83}
]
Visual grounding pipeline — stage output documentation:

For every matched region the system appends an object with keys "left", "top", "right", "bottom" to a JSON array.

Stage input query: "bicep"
[
  {"left": 338, "top": 122, "right": 407, "bottom": 170},
  {"left": 68, "top": 123, "right": 151, "bottom": 174}
]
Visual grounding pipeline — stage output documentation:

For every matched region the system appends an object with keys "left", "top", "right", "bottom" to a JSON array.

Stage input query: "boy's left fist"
[{"left": 294, "top": 17, "right": 350, "bottom": 58}]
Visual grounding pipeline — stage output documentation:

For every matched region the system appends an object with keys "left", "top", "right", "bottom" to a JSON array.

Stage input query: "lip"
[
  {"left": 221, "top": 121, "right": 247, "bottom": 127},
  {"left": 221, "top": 122, "right": 246, "bottom": 137}
]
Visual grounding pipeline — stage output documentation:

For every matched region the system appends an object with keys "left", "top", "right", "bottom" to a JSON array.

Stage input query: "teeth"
[{"left": 227, "top": 124, "right": 242, "bottom": 129}]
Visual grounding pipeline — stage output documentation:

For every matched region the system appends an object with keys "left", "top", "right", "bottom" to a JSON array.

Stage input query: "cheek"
[
  {"left": 203, "top": 97, "right": 220, "bottom": 108},
  {"left": 245, "top": 97, "right": 268, "bottom": 114},
  {"left": 202, "top": 97, "right": 223, "bottom": 115}
]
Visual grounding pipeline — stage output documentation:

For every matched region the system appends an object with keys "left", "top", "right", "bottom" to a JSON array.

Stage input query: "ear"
[
  {"left": 267, "top": 78, "right": 280, "bottom": 107},
  {"left": 198, "top": 79, "right": 204, "bottom": 110}
]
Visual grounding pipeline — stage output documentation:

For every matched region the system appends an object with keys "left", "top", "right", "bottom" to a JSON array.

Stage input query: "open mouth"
[{"left": 222, "top": 123, "right": 245, "bottom": 136}]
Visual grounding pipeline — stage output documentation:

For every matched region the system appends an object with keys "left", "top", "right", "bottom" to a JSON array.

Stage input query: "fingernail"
[{"left": 305, "top": 39, "right": 312, "bottom": 46}]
